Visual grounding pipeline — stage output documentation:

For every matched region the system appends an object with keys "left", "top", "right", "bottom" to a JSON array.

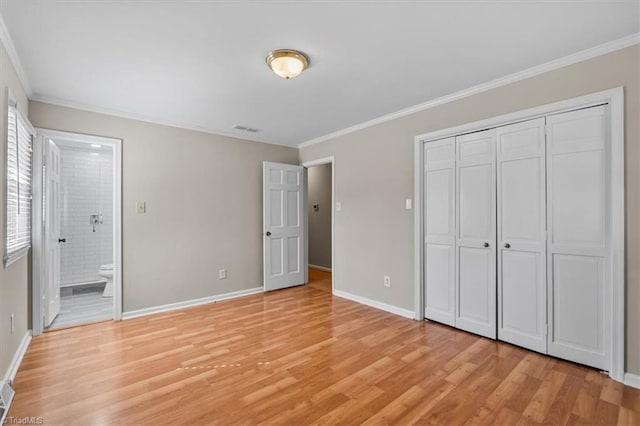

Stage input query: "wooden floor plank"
[{"left": 7, "top": 268, "right": 640, "bottom": 425}]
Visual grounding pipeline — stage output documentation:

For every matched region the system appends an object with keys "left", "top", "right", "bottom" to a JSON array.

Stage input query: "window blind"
[{"left": 4, "top": 103, "right": 33, "bottom": 266}]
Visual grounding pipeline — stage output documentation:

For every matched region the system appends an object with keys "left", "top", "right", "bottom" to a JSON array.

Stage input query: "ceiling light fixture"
[{"left": 266, "top": 49, "right": 309, "bottom": 80}]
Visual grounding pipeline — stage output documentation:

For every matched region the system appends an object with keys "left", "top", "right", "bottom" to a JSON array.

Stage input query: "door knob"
[
  {"left": 266, "top": 232, "right": 272, "bottom": 236},
  {"left": 504, "top": 243, "right": 511, "bottom": 248},
  {"left": 483, "top": 242, "right": 489, "bottom": 248},
  {"left": 58, "top": 238, "right": 66, "bottom": 243}
]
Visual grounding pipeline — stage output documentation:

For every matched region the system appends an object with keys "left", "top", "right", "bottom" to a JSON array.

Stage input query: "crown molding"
[
  {"left": 29, "top": 94, "right": 293, "bottom": 148},
  {"left": 3, "top": 5, "right": 637, "bottom": 151},
  {"left": 1, "top": 9, "right": 289, "bottom": 148},
  {"left": 0, "top": 14, "right": 32, "bottom": 97},
  {"left": 298, "top": 32, "right": 640, "bottom": 148}
]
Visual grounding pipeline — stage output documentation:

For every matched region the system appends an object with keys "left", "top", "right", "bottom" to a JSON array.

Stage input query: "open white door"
[
  {"left": 263, "top": 162, "right": 306, "bottom": 291},
  {"left": 44, "top": 138, "right": 62, "bottom": 327}
]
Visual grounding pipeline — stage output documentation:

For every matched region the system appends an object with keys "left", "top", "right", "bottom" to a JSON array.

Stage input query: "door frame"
[
  {"left": 301, "top": 156, "right": 335, "bottom": 294},
  {"left": 32, "top": 128, "right": 123, "bottom": 335},
  {"left": 414, "top": 87, "right": 624, "bottom": 381}
]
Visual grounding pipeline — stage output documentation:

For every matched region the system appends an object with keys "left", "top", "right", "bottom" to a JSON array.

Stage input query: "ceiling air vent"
[{"left": 233, "top": 125, "right": 261, "bottom": 133}]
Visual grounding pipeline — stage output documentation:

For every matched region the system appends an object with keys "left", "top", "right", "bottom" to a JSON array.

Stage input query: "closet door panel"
[
  {"left": 547, "top": 105, "right": 608, "bottom": 370},
  {"left": 552, "top": 150, "right": 605, "bottom": 247},
  {"left": 455, "top": 130, "right": 496, "bottom": 339},
  {"left": 502, "top": 251, "right": 541, "bottom": 335},
  {"left": 459, "top": 247, "right": 492, "bottom": 324},
  {"left": 424, "top": 138, "right": 456, "bottom": 326},
  {"left": 497, "top": 118, "right": 547, "bottom": 353},
  {"left": 425, "top": 244, "right": 454, "bottom": 320},
  {"left": 459, "top": 164, "right": 493, "bottom": 240},
  {"left": 553, "top": 255, "right": 604, "bottom": 351},
  {"left": 426, "top": 168, "right": 454, "bottom": 242},
  {"left": 500, "top": 158, "right": 541, "bottom": 240}
]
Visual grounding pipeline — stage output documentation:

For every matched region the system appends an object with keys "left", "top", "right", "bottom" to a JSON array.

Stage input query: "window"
[{"left": 4, "top": 94, "right": 34, "bottom": 267}]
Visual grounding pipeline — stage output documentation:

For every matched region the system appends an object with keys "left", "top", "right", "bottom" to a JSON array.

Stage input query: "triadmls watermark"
[{"left": 3, "top": 417, "right": 44, "bottom": 425}]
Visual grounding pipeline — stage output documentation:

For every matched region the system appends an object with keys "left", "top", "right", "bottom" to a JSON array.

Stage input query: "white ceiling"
[{"left": 1, "top": 1, "right": 638, "bottom": 147}]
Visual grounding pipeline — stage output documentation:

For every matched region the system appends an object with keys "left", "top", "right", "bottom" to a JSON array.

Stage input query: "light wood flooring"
[
  {"left": 9, "top": 269, "right": 640, "bottom": 425},
  {"left": 49, "top": 283, "right": 113, "bottom": 329},
  {"left": 307, "top": 267, "right": 332, "bottom": 293}
]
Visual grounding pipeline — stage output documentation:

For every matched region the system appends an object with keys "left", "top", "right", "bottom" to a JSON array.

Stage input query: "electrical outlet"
[
  {"left": 336, "top": 202, "right": 342, "bottom": 211},
  {"left": 136, "top": 201, "right": 146, "bottom": 214},
  {"left": 383, "top": 276, "right": 391, "bottom": 287},
  {"left": 10, "top": 313, "right": 14, "bottom": 334},
  {"left": 406, "top": 199, "right": 412, "bottom": 210},
  {"left": 219, "top": 269, "right": 227, "bottom": 280}
]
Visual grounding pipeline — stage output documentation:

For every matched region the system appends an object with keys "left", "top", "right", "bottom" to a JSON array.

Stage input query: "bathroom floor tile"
[{"left": 49, "top": 284, "right": 113, "bottom": 329}]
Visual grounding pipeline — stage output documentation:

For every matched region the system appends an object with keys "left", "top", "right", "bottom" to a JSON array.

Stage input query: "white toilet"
[{"left": 98, "top": 264, "right": 114, "bottom": 297}]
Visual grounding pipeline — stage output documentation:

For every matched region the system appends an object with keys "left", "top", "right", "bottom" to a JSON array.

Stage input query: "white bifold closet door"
[
  {"left": 455, "top": 129, "right": 497, "bottom": 339},
  {"left": 496, "top": 118, "right": 547, "bottom": 353},
  {"left": 423, "top": 138, "right": 456, "bottom": 326},
  {"left": 546, "top": 105, "right": 609, "bottom": 370}
]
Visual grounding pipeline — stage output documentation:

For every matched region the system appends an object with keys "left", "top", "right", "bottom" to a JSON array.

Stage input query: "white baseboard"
[
  {"left": 2, "top": 331, "right": 32, "bottom": 385},
  {"left": 624, "top": 372, "right": 640, "bottom": 389},
  {"left": 122, "top": 287, "right": 264, "bottom": 320},
  {"left": 309, "top": 264, "right": 332, "bottom": 272},
  {"left": 333, "top": 289, "right": 415, "bottom": 319}
]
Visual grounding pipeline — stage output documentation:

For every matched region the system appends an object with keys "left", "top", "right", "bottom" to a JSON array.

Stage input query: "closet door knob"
[
  {"left": 266, "top": 231, "right": 272, "bottom": 236},
  {"left": 483, "top": 242, "right": 489, "bottom": 248},
  {"left": 504, "top": 243, "right": 511, "bottom": 248}
]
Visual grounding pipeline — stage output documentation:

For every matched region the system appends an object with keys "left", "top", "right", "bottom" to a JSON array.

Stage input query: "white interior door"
[
  {"left": 44, "top": 138, "right": 62, "bottom": 327},
  {"left": 263, "top": 162, "right": 306, "bottom": 291},
  {"left": 424, "top": 137, "right": 456, "bottom": 326},
  {"left": 455, "top": 129, "right": 497, "bottom": 339},
  {"left": 546, "top": 105, "right": 609, "bottom": 370},
  {"left": 497, "top": 118, "right": 547, "bottom": 353}
]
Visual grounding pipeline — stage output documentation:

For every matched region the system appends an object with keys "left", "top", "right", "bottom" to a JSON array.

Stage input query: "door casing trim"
[
  {"left": 301, "top": 156, "right": 335, "bottom": 294},
  {"left": 414, "top": 87, "right": 624, "bottom": 382},
  {"left": 32, "top": 128, "right": 123, "bottom": 335}
]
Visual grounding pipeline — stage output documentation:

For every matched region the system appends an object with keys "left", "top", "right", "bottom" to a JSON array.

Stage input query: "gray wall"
[
  {"left": 0, "top": 40, "right": 30, "bottom": 380},
  {"left": 28, "top": 102, "right": 298, "bottom": 313},
  {"left": 299, "top": 45, "right": 640, "bottom": 374},
  {"left": 308, "top": 164, "right": 332, "bottom": 269}
]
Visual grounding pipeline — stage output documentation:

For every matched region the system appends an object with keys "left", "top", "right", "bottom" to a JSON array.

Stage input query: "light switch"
[
  {"left": 406, "top": 199, "right": 412, "bottom": 210},
  {"left": 136, "top": 201, "right": 146, "bottom": 214},
  {"left": 336, "top": 202, "right": 342, "bottom": 211}
]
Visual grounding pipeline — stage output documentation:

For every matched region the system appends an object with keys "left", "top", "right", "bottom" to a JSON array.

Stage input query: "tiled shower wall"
[{"left": 59, "top": 147, "right": 113, "bottom": 286}]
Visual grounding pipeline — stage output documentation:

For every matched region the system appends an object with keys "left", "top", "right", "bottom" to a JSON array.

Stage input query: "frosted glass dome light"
[{"left": 266, "top": 49, "right": 309, "bottom": 80}]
